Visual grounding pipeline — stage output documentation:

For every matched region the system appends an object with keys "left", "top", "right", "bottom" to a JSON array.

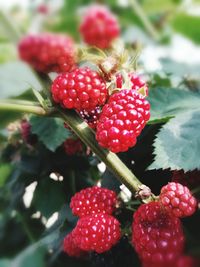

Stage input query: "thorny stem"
[{"left": 129, "top": 0, "right": 160, "bottom": 41}]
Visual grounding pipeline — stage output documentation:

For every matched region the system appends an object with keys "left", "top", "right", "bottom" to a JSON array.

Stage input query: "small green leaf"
[
  {"left": 30, "top": 116, "right": 71, "bottom": 152},
  {"left": 149, "top": 110, "right": 200, "bottom": 171},
  {"left": 0, "top": 61, "right": 42, "bottom": 99},
  {"left": 32, "top": 178, "right": 65, "bottom": 218},
  {"left": 0, "top": 163, "right": 12, "bottom": 187}
]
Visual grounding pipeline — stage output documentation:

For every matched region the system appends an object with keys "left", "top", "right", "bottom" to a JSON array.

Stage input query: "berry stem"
[
  {"left": 129, "top": 0, "right": 160, "bottom": 41},
  {"left": 58, "top": 108, "right": 151, "bottom": 196},
  {"left": 0, "top": 99, "right": 48, "bottom": 115}
]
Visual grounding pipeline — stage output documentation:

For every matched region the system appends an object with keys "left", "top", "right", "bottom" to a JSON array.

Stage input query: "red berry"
[
  {"left": 51, "top": 67, "right": 108, "bottom": 111},
  {"left": 70, "top": 186, "right": 117, "bottom": 217},
  {"left": 132, "top": 202, "right": 185, "bottom": 267},
  {"left": 20, "top": 119, "right": 37, "bottom": 145},
  {"left": 18, "top": 33, "right": 76, "bottom": 73},
  {"left": 72, "top": 213, "right": 121, "bottom": 253},
  {"left": 176, "top": 255, "right": 199, "bottom": 267},
  {"left": 96, "top": 89, "right": 150, "bottom": 153},
  {"left": 63, "top": 138, "right": 83, "bottom": 155},
  {"left": 116, "top": 73, "right": 148, "bottom": 96},
  {"left": 159, "top": 182, "right": 197, "bottom": 218},
  {"left": 79, "top": 106, "right": 101, "bottom": 129},
  {"left": 63, "top": 232, "right": 85, "bottom": 258},
  {"left": 37, "top": 4, "right": 48, "bottom": 14},
  {"left": 80, "top": 5, "right": 120, "bottom": 49},
  {"left": 172, "top": 170, "right": 200, "bottom": 191}
]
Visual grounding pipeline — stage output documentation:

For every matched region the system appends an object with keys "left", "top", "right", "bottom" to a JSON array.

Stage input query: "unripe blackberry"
[
  {"left": 132, "top": 202, "right": 185, "bottom": 266},
  {"left": 72, "top": 213, "right": 121, "bottom": 253},
  {"left": 79, "top": 106, "right": 101, "bottom": 129},
  {"left": 96, "top": 89, "right": 150, "bottom": 153},
  {"left": 80, "top": 5, "right": 120, "bottom": 49},
  {"left": 51, "top": 67, "right": 108, "bottom": 111},
  {"left": 70, "top": 186, "right": 117, "bottom": 217},
  {"left": 18, "top": 33, "right": 76, "bottom": 73},
  {"left": 159, "top": 182, "right": 197, "bottom": 218}
]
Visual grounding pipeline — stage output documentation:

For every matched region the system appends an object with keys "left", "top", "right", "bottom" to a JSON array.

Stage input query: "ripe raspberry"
[
  {"left": 96, "top": 89, "right": 150, "bottom": 153},
  {"left": 18, "top": 33, "right": 76, "bottom": 73},
  {"left": 20, "top": 119, "right": 37, "bottom": 145},
  {"left": 70, "top": 186, "right": 117, "bottom": 217},
  {"left": 51, "top": 67, "right": 108, "bottom": 111},
  {"left": 80, "top": 5, "right": 120, "bottom": 49},
  {"left": 159, "top": 182, "right": 197, "bottom": 218},
  {"left": 63, "top": 232, "right": 85, "bottom": 258},
  {"left": 132, "top": 202, "right": 185, "bottom": 267},
  {"left": 79, "top": 106, "right": 101, "bottom": 129},
  {"left": 172, "top": 170, "right": 200, "bottom": 191},
  {"left": 176, "top": 255, "right": 199, "bottom": 267},
  {"left": 72, "top": 213, "right": 121, "bottom": 253},
  {"left": 63, "top": 138, "right": 83, "bottom": 155},
  {"left": 116, "top": 73, "right": 148, "bottom": 96}
]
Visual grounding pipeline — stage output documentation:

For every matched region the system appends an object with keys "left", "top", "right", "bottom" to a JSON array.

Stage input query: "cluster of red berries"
[
  {"left": 18, "top": 4, "right": 150, "bottom": 153},
  {"left": 63, "top": 186, "right": 121, "bottom": 256},
  {"left": 132, "top": 182, "right": 197, "bottom": 267}
]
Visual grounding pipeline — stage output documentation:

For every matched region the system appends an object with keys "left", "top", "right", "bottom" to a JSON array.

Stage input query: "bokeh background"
[{"left": 0, "top": 1, "right": 200, "bottom": 267}]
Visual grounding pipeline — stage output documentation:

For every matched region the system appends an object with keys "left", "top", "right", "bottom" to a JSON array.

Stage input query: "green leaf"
[
  {"left": 0, "top": 259, "right": 11, "bottom": 267},
  {"left": 10, "top": 245, "right": 46, "bottom": 267},
  {"left": 149, "top": 110, "right": 200, "bottom": 171},
  {"left": 171, "top": 13, "right": 200, "bottom": 44},
  {"left": 0, "top": 61, "right": 42, "bottom": 99},
  {"left": 32, "top": 179, "right": 65, "bottom": 218},
  {"left": 30, "top": 116, "right": 71, "bottom": 152},
  {"left": 0, "top": 163, "right": 12, "bottom": 187},
  {"left": 148, "top": 87, "right": 200, "bottom": 122}
]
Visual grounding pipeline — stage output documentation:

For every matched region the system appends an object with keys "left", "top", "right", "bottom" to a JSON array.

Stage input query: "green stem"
[
  {"left": 58, "top": 108, "right": 144, "bottom": 194},
  {"left": 129, "top": 0, "right": 160, "bottom": 41},
  {"left": 16, "top": 211, "right": 35, "bottom": 243},
  {"left": 0, "top": 100, "right": 47, "bottom": 115}
]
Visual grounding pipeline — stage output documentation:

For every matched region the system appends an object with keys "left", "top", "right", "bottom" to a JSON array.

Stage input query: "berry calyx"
[
  {"left": 96, "top": 89, "right": 150, "bottom": 153},
  {"left": 80, "top": 5, "right": 120, "bottom": 49},
  {"left": 132, "top": 202, "right": 185, "bottom": 266},
  {"left": 63, "top": 138, "right": 83, "bottom": 155},
  {"left": 51, "top": 67, "right": 108, "bottom": 111},
  {"left": 159, "top": 182, "right": 197, "bottom": 218},
  {"left": 18, "top": 33, "right": 76, "bottom": 73},
  {"left": 116, "top": 72, "right": 148, "bottom": 96},
  {"left": 72, "top": 213, "right": 121, "bottom": 253},
  {"left": 70, "top": 186, "right": 117, "bottom": 217},
  {"left": 63, "top": 232, "right": 85, "bottom": 258}
]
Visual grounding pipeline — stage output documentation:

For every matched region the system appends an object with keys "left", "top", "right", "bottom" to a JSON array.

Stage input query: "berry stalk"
[{"left": 58, "top": 108, "right": 152, "bottom": 197}]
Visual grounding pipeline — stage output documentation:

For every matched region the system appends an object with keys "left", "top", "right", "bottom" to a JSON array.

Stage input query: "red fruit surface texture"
[{"left": 96, "top": 89, "right": 150, "bottom": 153}]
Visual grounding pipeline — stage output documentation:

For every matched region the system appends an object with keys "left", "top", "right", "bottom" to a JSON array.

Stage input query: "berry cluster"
[
  {"left": 96, "top": 89, "right": 150, "bottom": 153},
  {"left": 63, "top": 186, "right": 121, "bottom": 257},
  {"left": 18, "top": 33, "right": 76, "bottom": 73},
  {"left": 80, "top": 5, "right": 120, "bottom": 49},
  {"left": 132, "top": 182, "right": 197, "bottom": 267},
  {"left": 159, "top": 182, "right": 197, "bottom": 218}
]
